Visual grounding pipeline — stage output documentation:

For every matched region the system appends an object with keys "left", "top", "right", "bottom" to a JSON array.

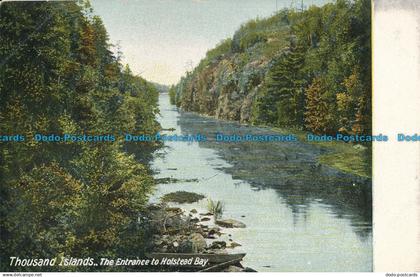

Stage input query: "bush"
[{"left": 207, "top": 199, "right": 224, "bottom": 219}]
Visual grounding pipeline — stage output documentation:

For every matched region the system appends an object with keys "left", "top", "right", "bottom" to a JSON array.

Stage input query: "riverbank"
[
  {"left": 150, "top": 93, "right": 373, "bottom": 271},
  {"left": 170, "top": 108, "right": 371, "bottom": 179},
  {"left": 144, "top": 194, "right": 254, "bottom": 272},
  {"left": 268, "top": 126, "right": 372, "bottom": 178}
]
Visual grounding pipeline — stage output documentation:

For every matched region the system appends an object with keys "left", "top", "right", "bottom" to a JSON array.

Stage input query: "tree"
[
  {"left": 169, "top": 85, "right": 177, "bottom": 105},
  {"left": 0, "top": 1, "right": 160, "bottom": 270},
  {"left": 304, "top": 77, "right": 331, "bottom": 134},
  {"left": 255, "top": 44, "right": 305, "bottom": 127}
]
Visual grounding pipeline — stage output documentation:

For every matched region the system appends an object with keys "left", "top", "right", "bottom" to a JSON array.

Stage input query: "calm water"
[{"left": 150, "top": 93, "right": 372, "bottom": 272}]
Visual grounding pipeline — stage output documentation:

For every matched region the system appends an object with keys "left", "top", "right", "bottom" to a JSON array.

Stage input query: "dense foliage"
[
  {"left": 0, "top": 1, "right": 159, "bottom": 271},
  {"left": 173, "top": 0, "right": 371, "bottom": 135},
  {"left": 151, "top": 82, "right": 169, "bottom": 94}
]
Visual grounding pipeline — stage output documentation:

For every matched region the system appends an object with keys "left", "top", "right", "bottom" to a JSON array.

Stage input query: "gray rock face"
[
  {"left": 216, "top": 219, "right": 246, "bottom": 228},
  {"left": 179, "top": 52, "right": 270, "bottom": 124}
]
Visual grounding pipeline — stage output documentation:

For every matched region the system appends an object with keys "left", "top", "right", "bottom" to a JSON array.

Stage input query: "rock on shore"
[{"left": 216, "top": 219, "right": 246, "bottom": 228}]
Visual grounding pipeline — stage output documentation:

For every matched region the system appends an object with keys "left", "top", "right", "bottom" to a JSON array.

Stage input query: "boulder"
[
  {"left": 178, "top": 240, "right": 193, "bottom": 253},
  {"left": 147, "top": 203, "right": 163, "bottom": 210},
  {"left": 199, "top": 212, "right": 213, "bottom": 216},
  {"left": 189, "top": 217, "right": 199, "bottom": 223},
  {"left": 165, "top": 207, "right": 183, "bottom": 213},
  {"left": 208, "top": 241, "right": 226, "bottom": 250},
  {"left": 227, "top": 242, "right": 242, "bottom": 248},
  {"left": 189, "top": 233, "right": 207, "bottom": 253},
  {"left": 199, "top": 224, "right": 209, "bottom": 230},
  {"left": 190, "top": 209, "right": 198, "bottom": 214},
  {"left": 208, "top": 227, "right": 221, "bottom": 236},
  {"left": 216, "top": 219, "right": 246, "bottom": 228}
]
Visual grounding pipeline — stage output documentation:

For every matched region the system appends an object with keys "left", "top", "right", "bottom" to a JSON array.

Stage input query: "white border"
[{"left": 373, "top": 0, "right": 420, "bottom": 272}]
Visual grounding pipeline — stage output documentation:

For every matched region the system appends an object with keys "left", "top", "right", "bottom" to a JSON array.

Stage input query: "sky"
[{"left": 91, "top": 0, "right": 330, "bottom": 85}]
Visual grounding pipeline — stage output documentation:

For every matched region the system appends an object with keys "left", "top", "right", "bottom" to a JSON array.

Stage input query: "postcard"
[{"left": 0, "top": 0, "right": 418, "bottom": 274}]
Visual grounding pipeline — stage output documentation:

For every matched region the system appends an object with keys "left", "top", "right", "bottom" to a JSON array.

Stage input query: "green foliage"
[
  {"left": 319, "top": 147, "right": 371, "bottom": 178},
  {"left": 304, "top": 77, "right": 332, "bottom": 133},
  {"left": 255, "top": 45, "right": 306, "bottom": 127},
  {"left": 0, "top": 1, "right": 159, "bottom": 271},
  {"left": 205, "top": 39, "right": 232, "bottom": 63},
  {"left": 150, "top": 82, "right": 169, "bottom": 94},
  {"left": 207, "top": 199, "right": 224, "bottom": 220},
  {"left": 231, "top": 11, "right": 290, "bottom": 53},
  {"left": 239, "top": 32, "right": 267, "bottom": 50},
  {"left": 176, "top": 0, "right": 371, "bottom": 136},
  {"left": 169, "top": 85, "right": 177, "bottom": 105},
  {"left": 253, "top": 0, "right": 371, "bottom": 134}
]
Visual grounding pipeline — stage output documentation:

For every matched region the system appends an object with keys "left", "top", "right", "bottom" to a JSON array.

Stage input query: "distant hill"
[
  {"left": 151, "top": 82, "right": 169, "bottom": 93},
  {"left": 171, "top": 0, "right": 371, "bottom": 135}
]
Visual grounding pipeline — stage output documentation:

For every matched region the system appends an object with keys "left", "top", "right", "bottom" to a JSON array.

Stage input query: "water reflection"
[
  {"left": 177, "top": 110, "right": 372, "bottom": 238},
  {"left": 151, "top": 94, "right": 372, "bottom": 271}
]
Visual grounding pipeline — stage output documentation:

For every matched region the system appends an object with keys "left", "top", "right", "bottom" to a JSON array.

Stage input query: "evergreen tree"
[
  {"left": 256, "top": 44, "right": 305, "bottom": 127},
  {"left": 304, "top": 78, "right": 331, "bottom": 134}
]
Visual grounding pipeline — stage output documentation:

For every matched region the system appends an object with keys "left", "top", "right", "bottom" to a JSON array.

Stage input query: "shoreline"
[
  {"left": 144, "top": 201, "right": 254, "bottom": 272},
  {"left": 172, "top": 106, "right": 372, "bottom": 179}
]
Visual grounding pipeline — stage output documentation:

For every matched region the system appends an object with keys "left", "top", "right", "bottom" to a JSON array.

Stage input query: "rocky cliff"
[
  {"left": 172, "top": 1, "right": 371, "bottom": 135},
  {"left": 172, "top": 11, "right": 291, "bottom": 123}
]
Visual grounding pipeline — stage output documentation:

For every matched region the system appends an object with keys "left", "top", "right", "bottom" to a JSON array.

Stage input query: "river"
[{"left": 149, "top": 93, "right": 372, "bottom": 272}]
